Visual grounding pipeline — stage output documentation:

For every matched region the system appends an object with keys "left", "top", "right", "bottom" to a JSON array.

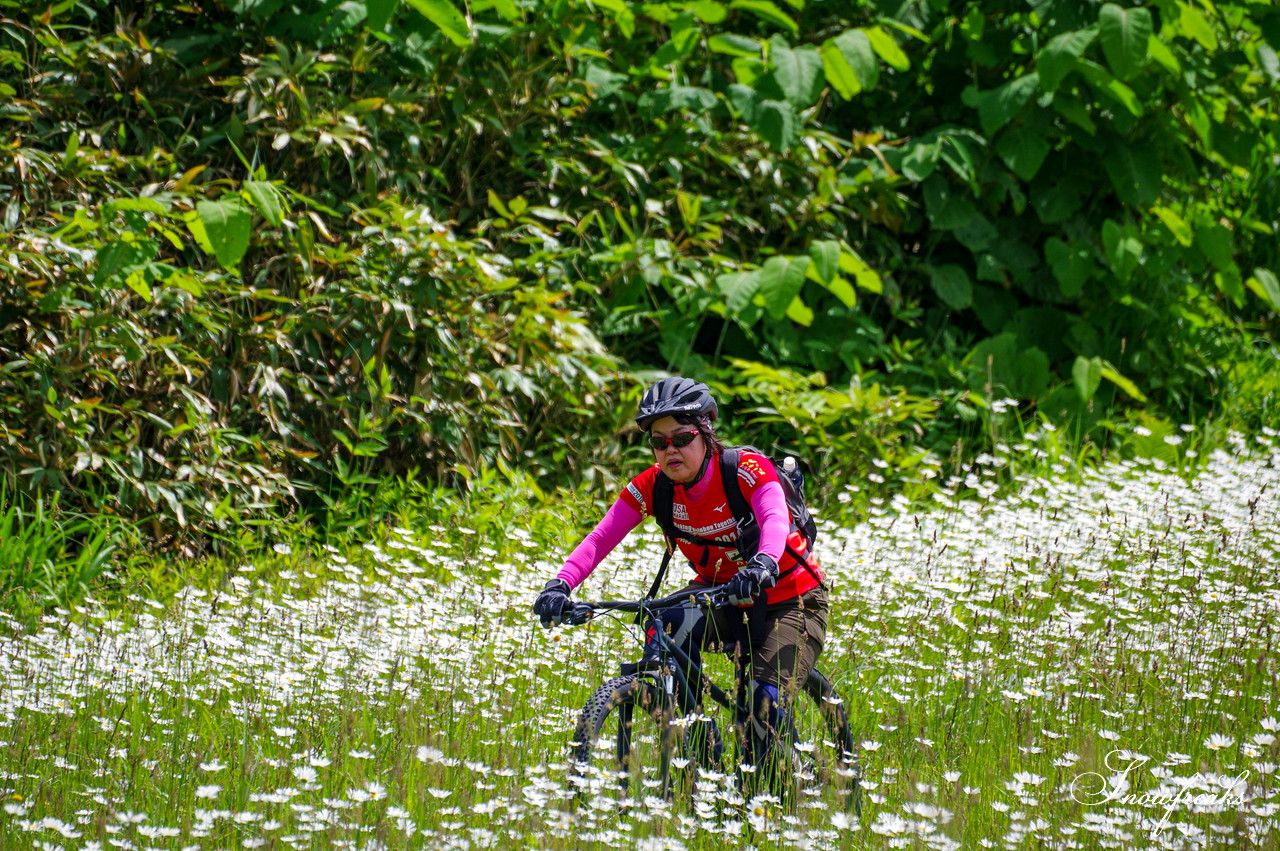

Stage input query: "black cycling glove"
[
  {"left": 726, "top": 553, "right": 779, "bottom": 605},
  {"left": 533, "top": 578, "right": 572, "bottom": 628}
]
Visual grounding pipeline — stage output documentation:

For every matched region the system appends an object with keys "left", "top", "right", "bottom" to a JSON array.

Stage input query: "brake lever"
[
  {"left": 689, "top": 589, "right": 729, "bottom": 609},
  {"left": 565, "top": 603, "right": 596, "bottom": 626}
]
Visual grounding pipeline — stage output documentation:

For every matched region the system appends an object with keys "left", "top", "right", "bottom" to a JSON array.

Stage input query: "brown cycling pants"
[{"left": 663, "top": 582, "right": 829, "bottom": 700}]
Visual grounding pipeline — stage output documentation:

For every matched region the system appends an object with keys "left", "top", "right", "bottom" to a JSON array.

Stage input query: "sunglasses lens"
[{"left": 649, "top": 431, "right": 699, "bottom": 451}]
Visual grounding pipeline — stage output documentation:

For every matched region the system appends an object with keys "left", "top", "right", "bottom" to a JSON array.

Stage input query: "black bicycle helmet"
[{"left": 635, "top": 377, "right": 719, "bottom": 430}]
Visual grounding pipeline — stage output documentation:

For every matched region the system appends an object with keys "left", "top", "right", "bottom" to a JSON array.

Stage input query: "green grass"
[{"left": 0, "top": 434, "right": 1277, "bottom": 849}]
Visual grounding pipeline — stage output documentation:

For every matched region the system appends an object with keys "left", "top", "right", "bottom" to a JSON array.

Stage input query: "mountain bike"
[{"left": 564, "top": 584, "right": 860, "bottom": 811}]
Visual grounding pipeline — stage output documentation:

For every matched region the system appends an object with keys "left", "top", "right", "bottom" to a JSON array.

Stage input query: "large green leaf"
[
  {"left": 1098, "top": 4, "right": 1151, "bottom": 80},
  {"left": 1052, "top": 96, "right": 1097, "bottom": 135},
  {"left": 752, "top": 98, "right": 798, "bottom": 150},
  {"left": 1032, "top": 180, "right": 1083, "bottom": 224},
  {"left": 366, "top": 0, "right": 394, "bottom": 28},
  {"left": 821, "top": 29, "right": 877, "bottom": 101},
  {"left": 901, "top": 133, "right": 942, "bottom": 181},
  {"left": 808, "top": 240, "right": 839, "bottom": 284},
  {"left": 404, "top": 0, "right": 471, "bottom": 47},
  {"left": 686, "top": 0, "right": 727, "bottom": 24},
  {"left": 1072, "top": 355, "right": 1104, "bottom": 402},
  {"left": 1036, "top": 28, "right": 1096, "bottom": 92},
  {"left": 967, "top": 333, "right": 1050, "bottom": 400},
  {"left": 584, "top": 64, "right": 627, "bottom": 98},
  {"left": 819, "top": 40, "right": 859, "bottom": 100},
  {"left": 1249, "top": 268, "right": 1280, "bottom": 311},
  {"left": 758, "top": 255, "right": 809, "bottom": 319},
  {"left": 1176, "top": 3, "right": 1218, "bottom": 51},
  {"left": 717, "top": 270, "right": 762, "bottom": 315},
  {"left": 727, "top": 83, "right": 760, "bottom": 121},
  {"left": 1075, "top": 60, "right": 1143, "bottom": 117},
  {"left": 94, "top": 239, "right": 156, "bottom": 285},
  {"left": 1100, "top": 361, "right": 1147, "bottom": 402},
  {"left": 1045, "top": 238, "right": 1094, "bottom": 297},
  {"left": 1258, "top": 43, "right": 1280, "bottom": 82},
  {"left": 648, "top": 24, "right": 701, "bottom": 70},
  {"left": 923, "top": 177, "right": 978, "bottom": 230},
  {"left": 930, "top": 264, "right": 972, "bottom": 310},
  {"left": 1102, "top": 139, "right": 1162, "bottom": 207},
  {"left": 1102, "top": 219, "right": 1143, "bottom": 282},
  {"left": 838, "top": 249, "right": 883, "bottom": 293},
  {"left": 866, "top": 25, "right": 909, "bottom": 71},
  {"left": 473, "top": 0, "right": 518, "bottom": 20},
  {"left": 730, "top": 0, "right": 798, "bottom": 36},
  {"left": 834, "top": 249, "right": 885, "bottom": 291},
  {"left": 954, "top": 213, "right": 998, "bottom": 252},
  {"left": 1196, "top": 223, "right": 1235, "bottom": 272},
  {"left": 709, "top": 33, "right": 762, "bottom": 57},
  {"left": 642, "top": 86, "right": 718, "bottom": 114},
  {"left": 1147, "top": 34, "right": 1182, "bottom": 76},
  {"left": 939, "top": 129, "right": 986, "bottom": 186},
  {"left": 996, "top": 125, "right": 1050, "bottom": 181},
  {"left": 243, "top": 180, "right": 284, "bottom": 227},
  {"left": 591, "top": 0, "right": 635, "bottom": 36},
  {"left": 785, "top": 296, "right": 814, "bottom": 326},
  {"left": 732, "top": 56, "right": 766, "bottom": 87},
  {"left": 769, "top": 36, "right": 823, "bottom": 108},
  {"left": 963, "top": 73, "right": 1040, "bottom": 136},
  {"left": 1152, "top": 206, "right": 1193, "bottom": 247},
  {"left": 822, "top": 276, "right": 858, "bottom": 307},
  {"left": 196, "top": 198, "right": 253, "bottom": 269}
]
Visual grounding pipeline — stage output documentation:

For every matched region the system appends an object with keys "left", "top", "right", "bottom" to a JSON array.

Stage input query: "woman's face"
[{"left": 648, "top": 415, "right": 707, "bottom": 484}]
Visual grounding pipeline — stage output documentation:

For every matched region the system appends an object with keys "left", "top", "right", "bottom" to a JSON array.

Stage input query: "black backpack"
[{"left": 651, "top": 446, "right": 818, "bottom": 576}]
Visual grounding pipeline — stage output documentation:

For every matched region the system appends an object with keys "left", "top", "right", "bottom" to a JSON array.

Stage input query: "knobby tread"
[
  {"left": 572, "top": 675, "right": 661, "bottom": 767},
  {"left": 571, "top": 668, "right": 858, "bottom": 808}
]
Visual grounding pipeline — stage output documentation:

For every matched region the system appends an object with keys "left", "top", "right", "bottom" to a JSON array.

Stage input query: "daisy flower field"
[{"left": 1, "top": 431, "right": 1278, "bottom": 849}]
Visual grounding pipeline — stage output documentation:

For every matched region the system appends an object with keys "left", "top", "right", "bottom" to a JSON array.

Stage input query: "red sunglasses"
[{"left": 648, "top": 430, "right": 700, "bottom": 451}]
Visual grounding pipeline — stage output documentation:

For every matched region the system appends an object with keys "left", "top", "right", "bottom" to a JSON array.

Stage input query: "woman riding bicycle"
[{"left": 533, "top": 376, "right": 828, "bottom": 775}]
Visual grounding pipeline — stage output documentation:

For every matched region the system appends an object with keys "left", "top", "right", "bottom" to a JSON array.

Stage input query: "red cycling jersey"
[{"left": 619, "top": 451, "right": 822, "bottom": 605}]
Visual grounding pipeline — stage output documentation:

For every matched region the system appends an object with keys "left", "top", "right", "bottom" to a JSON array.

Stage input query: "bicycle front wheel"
[{"left": 571, "top": 674, "right": 688, "bottom": 797}]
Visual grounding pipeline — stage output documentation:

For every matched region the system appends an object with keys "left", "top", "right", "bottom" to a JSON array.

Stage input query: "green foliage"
[
  {"left": 710, "top": 359, "right": 939, "bottom": 494},
  {"left": 0, "top": 0, "right": 1276, "bottom": 562},
  {"left": 0, "top": 487, "right": 131, "bottom": 623}
]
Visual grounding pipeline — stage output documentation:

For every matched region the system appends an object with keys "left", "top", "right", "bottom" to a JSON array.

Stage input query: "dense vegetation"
[{"left": 2, "top": 0, "right": 1278, "bottom": 589}]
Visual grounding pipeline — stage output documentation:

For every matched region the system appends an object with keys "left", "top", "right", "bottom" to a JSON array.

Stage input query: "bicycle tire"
[
  {"left": 571, "top": 670, "right": 859, "bottom": 810},
  {"left": 795, "top": 667, "right": 861, "bottom": 813},
  {"left": 732, "top": 667, "right": 860, "bottom": 803},
  {"left": 571, "top": 674, "right": 689, "bottom": 797}
]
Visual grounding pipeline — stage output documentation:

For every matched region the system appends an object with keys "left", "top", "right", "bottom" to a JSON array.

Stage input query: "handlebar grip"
[{"left": 565, "top": 603, "right": 596, "bottom": 626}]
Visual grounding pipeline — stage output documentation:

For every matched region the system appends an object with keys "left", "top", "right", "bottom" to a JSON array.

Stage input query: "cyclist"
[{"left": 533, "top": 376, "right": 828, "bottom": 777}]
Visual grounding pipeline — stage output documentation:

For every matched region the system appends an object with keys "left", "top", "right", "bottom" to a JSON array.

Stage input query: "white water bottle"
[{"left": 782, "top": 456, "right": 803, "bottom": 492}]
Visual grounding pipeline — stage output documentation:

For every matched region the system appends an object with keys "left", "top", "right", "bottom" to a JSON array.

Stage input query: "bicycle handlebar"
[{"left": 564, "top": 584, "right": 733, "bottom": 626}]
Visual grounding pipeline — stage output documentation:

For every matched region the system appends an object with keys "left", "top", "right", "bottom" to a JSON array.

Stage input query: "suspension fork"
[
  {"left": 641, "top": 609, "right": 748, "bottom": 716},
  {"left": 641, "top": 613, "right": 699, "bottom": 708}
]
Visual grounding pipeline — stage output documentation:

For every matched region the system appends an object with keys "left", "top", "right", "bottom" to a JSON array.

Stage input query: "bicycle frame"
[
  {"left": 567, "top": 585, "right": 861, "bottom": 814},
  {"left": 568, "top": 586, "right": 751, "bottom": 789},
  {"left": 569, "top": 585, "right": 747, "bottom": 719}
]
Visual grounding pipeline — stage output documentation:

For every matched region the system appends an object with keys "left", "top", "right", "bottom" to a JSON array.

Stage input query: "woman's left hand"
[{"left": 725, "top": 553, "right": 779, "bottom": 605}]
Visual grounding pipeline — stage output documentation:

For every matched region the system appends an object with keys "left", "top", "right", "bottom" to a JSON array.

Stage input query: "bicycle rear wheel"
[
  {"left": 571, "top": 674, "right": 700, "bottom": 798},
  {"left": 796, "top": 668, "right": 861, "bottom": 812},
  {"left": 734, "top": 667, "right": 860, "bottom": 807}
]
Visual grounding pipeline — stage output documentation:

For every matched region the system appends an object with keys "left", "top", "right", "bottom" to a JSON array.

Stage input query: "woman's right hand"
[{"left": 533, "top": 578, "right": 572, "bottom": 628}]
